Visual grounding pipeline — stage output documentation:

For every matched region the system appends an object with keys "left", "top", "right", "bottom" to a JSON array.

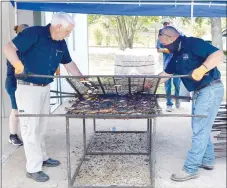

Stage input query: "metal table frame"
[
  {"left": 19, "top": 74, "right": 206, "bottom": 187},
  {"left": 65, "top": 117, "right": 156, "bottom": 188},
  {"left": 18, "top": 113, "right": 206, "bottom": 188}
]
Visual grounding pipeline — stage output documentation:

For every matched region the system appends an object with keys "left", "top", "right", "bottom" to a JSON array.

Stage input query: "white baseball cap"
[{"left": 162, "top": 19, "right": 171, "bottom": 25}]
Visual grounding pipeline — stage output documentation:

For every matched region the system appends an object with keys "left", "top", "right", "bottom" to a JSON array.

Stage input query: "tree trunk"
[
  {"left": 115, "top": 16, "right": 138, "bottom": 50},
  {"left": 116, "top": 17, "right": 127, "bottom": 50},
  {"left": 211, "top": 18, "right": 223, "bottom": 50}
]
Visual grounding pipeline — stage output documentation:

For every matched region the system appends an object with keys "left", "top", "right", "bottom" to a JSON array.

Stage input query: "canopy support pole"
[
  {"left": 190, "top": 0, "right": 194, "bottom": 36},
  {"left": 14, "top": 1, "right": 18, "bottom": 26}
]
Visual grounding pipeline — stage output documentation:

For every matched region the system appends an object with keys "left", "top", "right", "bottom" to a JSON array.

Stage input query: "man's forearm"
[
  {"left": 3, "top": 42, "right": 20, "bottom": 66},
  {"left": 158, "top": 71, "right": 172, "bottom": 84},
  {"left": 203, "top": 50, "right": 224, "bottom": 71},
  {"left": 145, "top": 71, "right": 171, "bottom": 89},
  {"left": 160, "top": 77, "right": 170, "bottom": 84},
  {"left": 64, "top": 61, "right": 83, "bottom": 76}
]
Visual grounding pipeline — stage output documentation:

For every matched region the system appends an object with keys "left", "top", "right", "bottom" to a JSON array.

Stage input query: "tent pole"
[
  {"left": 61, "top": 1, "right": 225, "bottom": 6},
  {"left": 8, "top": 3, "right": 12, "bottom": 40},
  {"left": 14, "top": 1, "right": 18, "bottom": 26},
  {"left": 190, "top": 0, "right": 194, "bottom": 36}
]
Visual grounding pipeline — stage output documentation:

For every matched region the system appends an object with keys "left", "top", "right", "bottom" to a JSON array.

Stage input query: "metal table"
[{"left": 19, "top": 75, "right": 206, "bottom": 188}]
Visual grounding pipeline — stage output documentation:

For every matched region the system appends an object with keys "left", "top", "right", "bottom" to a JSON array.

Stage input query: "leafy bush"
[
  {"left": 105, "top": 36, "right": 111, "bottom": 46},
  {"left": 94, "top": 29, "right": 103, "bottom": 45}
]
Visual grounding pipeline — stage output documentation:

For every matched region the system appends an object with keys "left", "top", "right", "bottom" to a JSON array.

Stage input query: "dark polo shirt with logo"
[
  {"left": 165, "top": 36, "right": 220, "bottom": 92},
  {"left": 12, "top": 24, "right": 72, "bottom": 84}
]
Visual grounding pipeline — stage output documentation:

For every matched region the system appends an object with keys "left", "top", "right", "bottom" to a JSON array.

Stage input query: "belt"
[
  {"left": 17, "top": 80, "right": 48, "bottom": 87},
  {"left": 196, "top": 79, "right": 221, "bottom": 91}
]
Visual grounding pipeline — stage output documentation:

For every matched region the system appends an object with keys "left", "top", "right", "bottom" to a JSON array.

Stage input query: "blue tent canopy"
[{"left": 11, "top": 1, "right": 227, "bottom": 17}]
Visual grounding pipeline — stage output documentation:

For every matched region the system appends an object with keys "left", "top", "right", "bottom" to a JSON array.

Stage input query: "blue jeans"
[
  {"left": 184, "top": 82, "right": 224, "bottom": 174},
  {"left": 164, "top": 78, "right": 181, "bottom": 106},
  {"left": 5, "top": 76, "right": 18, "bottom": 109}
]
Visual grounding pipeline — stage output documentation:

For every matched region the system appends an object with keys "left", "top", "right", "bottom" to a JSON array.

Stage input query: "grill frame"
[
  {"left": 65, "top": 117, "right": 157, "bottom": 188},
  {"left": 18, "top": 74, "right": 210, "bottom": 188}
]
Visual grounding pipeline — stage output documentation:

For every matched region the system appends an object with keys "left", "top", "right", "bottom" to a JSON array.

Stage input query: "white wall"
[
  {"left": 71, "top": 14, "right": 89, "bottom": 75},
  {"left": 1, "top": 2, "right": 34, "bottom": 117}
]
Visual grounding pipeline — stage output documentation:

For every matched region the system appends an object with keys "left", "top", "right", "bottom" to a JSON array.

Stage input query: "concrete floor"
[{"left": 1, "top": 101, "right": 226, "bottom": 188}]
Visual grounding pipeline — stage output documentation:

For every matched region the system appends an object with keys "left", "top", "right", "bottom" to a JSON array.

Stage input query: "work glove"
[
  {"left": 14, "top": 61, "right": 28, "bottom": 79},
  {"left": 190, "top": 64, "right": 208, "bottom": 81},
  {"left": 163, "top": 48, "right": 170, "bottom": 54},
  {"left": 13, "top": 60, "right": 24, "bottom": 74}
]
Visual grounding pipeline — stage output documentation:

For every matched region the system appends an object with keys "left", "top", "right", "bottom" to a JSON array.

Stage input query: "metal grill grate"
[
  {"left": 65, "top": 76, "right": 162, "bottom": 116},
  {"left": 66, "top": 75, "right": 161, "bottom": 96}
]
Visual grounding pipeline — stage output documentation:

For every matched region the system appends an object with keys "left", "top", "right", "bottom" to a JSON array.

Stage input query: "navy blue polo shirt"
[
  {"left": 12, "top": 24, "right": 72, "bottom": 84},
  {"left": 165, "top": 36, "right": 221, "bottom": 92}
]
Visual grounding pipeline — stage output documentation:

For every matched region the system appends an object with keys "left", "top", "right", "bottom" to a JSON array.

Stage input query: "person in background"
[
  {"left": 5, "top": 24, "right": 29, "bottom": 146},
  {"left": 156, "top": 20, "right": 181, "bottom": 112},
  {"left": 4, "top": 13, "right": 83, "bottom": 182}
]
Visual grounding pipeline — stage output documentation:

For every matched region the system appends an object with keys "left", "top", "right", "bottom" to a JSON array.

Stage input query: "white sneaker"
[
  {"left": 166, "top": 106, "right": 172, "bottom": 112},
  {"left": 175, "top": 99, "right": 180, "bottom": 108}
]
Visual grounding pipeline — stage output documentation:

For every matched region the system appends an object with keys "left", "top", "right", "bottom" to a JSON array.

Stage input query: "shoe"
[
  {"left": 166, "top": 106, "right": 172, "bottom": 112},
  {"left": 26, "top": 171, "right": 49, "bottom": 182},
  {"left": 43, "top": 158, "right": 60, "bottom": 167},
  {"left": 200, "top": 164, "right": 214, "bottom": 170},
  {"left": 8, "top": 134, "right": 23, "bottom": 146},
  {"left": 175, "top": 99, "right": 180, "bottom": 108},
  {"left": 171, "top": 169, "right": 199, "bottom": 182}
]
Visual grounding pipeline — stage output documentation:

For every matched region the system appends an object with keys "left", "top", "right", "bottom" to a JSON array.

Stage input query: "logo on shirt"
[
  {"left": 183, "top": 53, "right": 189, "bottom": 60},
  {"left": 56, "top": 50, "right": 63, "bottom": 56}
]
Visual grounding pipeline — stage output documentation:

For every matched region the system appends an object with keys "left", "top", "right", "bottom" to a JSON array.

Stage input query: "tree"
[
  {"left": 88, "top": 15, "right": 101, "bottom": 25},
  {"left": 179, "top": 17, "right": 209, "bottom": 38},
  {"left": 221, "top": 18, "right": 227, "bottom": 31},
  {"left": 180, "top": 17, "right": 223, "bottom": 50},
  {"left": 115, "top": 16, "right": 138, "bottom": 50},
  {"left": 211, "top": 18, "right": 223, "bottom": 50},
  {"left": 88, "top": 15, "right": 160, "bottom": 50}
]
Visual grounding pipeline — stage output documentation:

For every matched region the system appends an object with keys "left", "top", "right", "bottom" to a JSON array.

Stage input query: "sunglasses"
[{"left": 158, "top": 29, "right": 172, "bottom": 37}]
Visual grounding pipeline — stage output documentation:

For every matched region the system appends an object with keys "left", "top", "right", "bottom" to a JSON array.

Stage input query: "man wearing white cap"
[{"left": 4, "top": 13, "right": 82, "bottom": 182}]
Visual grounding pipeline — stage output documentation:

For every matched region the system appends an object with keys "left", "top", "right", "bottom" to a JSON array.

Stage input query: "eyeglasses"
[{"left": 158, "top": 29, "right": 172, "bottom": 37}]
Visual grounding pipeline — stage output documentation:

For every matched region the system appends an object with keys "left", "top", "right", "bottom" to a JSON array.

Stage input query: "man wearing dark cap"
[{"left": 154, "top": 26, "right": 224, "bottom": 182}]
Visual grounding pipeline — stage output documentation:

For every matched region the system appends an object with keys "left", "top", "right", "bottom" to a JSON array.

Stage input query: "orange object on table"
[{"left": 55, "top": 67, "right": 60, "bottom": 75}]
